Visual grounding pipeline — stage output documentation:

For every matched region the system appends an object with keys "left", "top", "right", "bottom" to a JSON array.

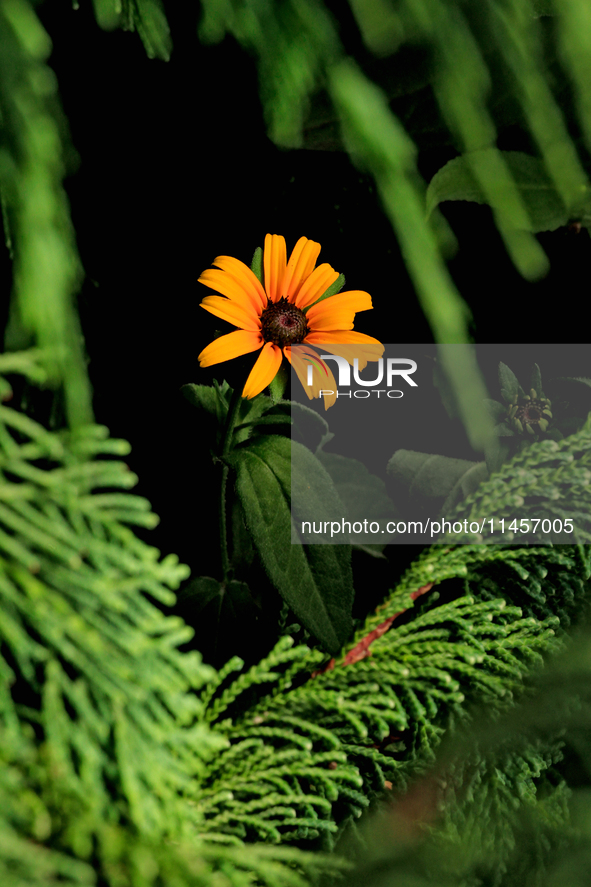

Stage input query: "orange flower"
[{"left": 198, "top": 234, "right": 384, "bottom": 408}]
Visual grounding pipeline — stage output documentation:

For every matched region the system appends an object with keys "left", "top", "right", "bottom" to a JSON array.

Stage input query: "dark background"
[{"left": 17, "top": 3, "right": 591, "bottom": 651}]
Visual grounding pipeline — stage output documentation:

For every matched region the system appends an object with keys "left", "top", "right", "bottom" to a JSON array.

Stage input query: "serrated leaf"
[
  {"left": 484, "top": 399, "right": 508, "bottom": 423},
  {"left": 244, "top": 413, "right": 293, "bottom": 428},
  {"left": 181, "top": 384, "right": 228, "bottom": 449},
  {"left": 181, "top": 383, "right": 228, "bottom": 423},
  {"left": 229, "top": 435, "right": 353, "bottom": 654},
  {"left": 499, "top": 362, "right": 520, "bottom": 403},
  {"left": 183, "top": 384, "right": 291, "bottom": 448},
  {"left": 530, "top": 363, "right": 543, "bottom": 398},
  {"left": 554, "top": 377, "right": 591, "bottom": 391},
  {"left": 291, "top": 401, "right": 333, "bottom": 452},
  {"left": 495, "top": 422, "right": 516, "bottom": 437},
  {"left": 426, "top": 152, "right": 582, "bottom": 233},
  {"left": 234, "top": 395, "right": 289, "bottom": 444}
]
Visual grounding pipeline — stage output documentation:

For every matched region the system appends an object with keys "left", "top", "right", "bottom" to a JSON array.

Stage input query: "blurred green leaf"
[
  {"left": 91, "top": 0, "right": 172, "bottom": 59},
  {"left": 0, "top": 0, "right": 92, "bottom": 427}
]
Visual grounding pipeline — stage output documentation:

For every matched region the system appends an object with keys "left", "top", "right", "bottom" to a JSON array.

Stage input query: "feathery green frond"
[
  {"left": 199, "top": 585, "right": 561, "bottom": 849},
  {"left": 0, "top": 0, "right": 92, "bottom": 426}
]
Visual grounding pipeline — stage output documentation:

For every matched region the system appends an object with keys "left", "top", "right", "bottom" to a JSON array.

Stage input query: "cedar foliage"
[
  {"left": 2, "top": 1, "right": 591, "bottom": 886},
  {"left": 1, "top": 355, "right": 590, "bottom": 884}
]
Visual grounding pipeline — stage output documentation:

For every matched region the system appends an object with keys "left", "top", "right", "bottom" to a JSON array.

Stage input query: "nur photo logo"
[{"left": 303, "top": 351, "right": 419, "bottom": 400}]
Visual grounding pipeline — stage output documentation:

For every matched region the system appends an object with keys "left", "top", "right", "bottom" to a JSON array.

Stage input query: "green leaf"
[
  {"left": 182, "top": 384, "right": 291, "bottom": 448},
  {"left": 352, "top": 542, "right": 387, "bottom": 558},
  {"left": 91, "top": 0, "right": 121, "bottom": 30},
  {"left": 92, "top": 0, "right": 172, "bottom": 60},
  {"left": 530, "top": 363, "right": 543, "bottom": 398},
  {"left": 134, "top": 0, "right": 172, "bottom": 61},
  {"left": 388, "top": 450, "right": 487, "bottom": 512},
  {"left": 426, "top": 152, "right": 583, "bottom": 232},
  {"left": 554, "top": 377, "right": 591, "bottom": 391},
  {"left": 499, "top": 362, "right": 521, "bottom": 403},
  {"left": 440, "top": 461, "right": 489, "bottom": 516},
  {"left": 484, "top": 399, "right": 508, "bottom": 423},
  {"left": 317, "top": 451, "right": 397, "bottom": 541},
  {"left": 181, "top": 382, "right": 229, "bottom": 425},
  {"left": 484, "top": 437, "right": 513, "bottom": 475},
  {"left": 181, "top": 382, "right": 229, "bottom": 449},
  {"left": 250, "top": 246, "right": 263, "bottom": 284},
  {"left": 229, "top": 435, "right": 353, "bottom": 654},
  {"left": 291, "top": 401, "right": 334, "bottom": 452},
  {"left": 174, "top": 576, "right": 259, "bottom": 665},
  {"left": 178, "top": 576, "right": 243, "bottom": 612},
  {"left": 241, "top": 412, "right": 292, "bottom": 429}
]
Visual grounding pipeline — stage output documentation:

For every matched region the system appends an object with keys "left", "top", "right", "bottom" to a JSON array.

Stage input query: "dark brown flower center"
[
  {"left": 516, "top": 403, "right": 543, "bottom": 425},
  {"left": 507, "top": 393, "right": 552, "bottom": 436},
  {"left": 260, "top": 297, "right": 308, "bottom": 347}
]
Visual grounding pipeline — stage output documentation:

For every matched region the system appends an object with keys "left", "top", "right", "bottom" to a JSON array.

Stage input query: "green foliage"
[
  {"left": 231, "top": 434, "right": 354, "bottom": 653},
  {"left": 1, "top": 352, "right": 591, "bottom": 885},
  {"left": 388, "top": 361, "right": 591, "bottom": 520},
  {"left": 5, "top": 1, "right": 591, "bottom": 884},
  {"left": 197, "top": 580, "right": 562, "bottom": 850},
  {"left": 388, "top": 450, "right": 489, "bottom": 519},
  {"left": 338, "top": 626, "right": 591, "bottom": 887},
  {"left": 0, "top": 355, "right": 348, "bottom": 887},
  {"left": 0, "top": 0, "right": 92, "bottom": 427},
  {"left": 426, "top": 151, "right": 591, "bottom": 232},
  {"left": 182, "top": 383, "right": 355, "bottom": 654},
  {"left": 444, "top": 416, "right": 591, "bottom": 545},
  {"left": 91, "top": 0, "right": 171, "bottom": 59},
  {"left": 317, "top": 450, "right": 396, "bottom": 546},
  {"left": 198, "top": 0, "right": 474, "bottom": 350},
  {"left": 0, "top": 365, "right": 220, "bottom": 837}
]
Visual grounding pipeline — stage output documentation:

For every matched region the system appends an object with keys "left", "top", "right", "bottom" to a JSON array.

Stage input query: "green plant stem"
[{"left": 219, "top": 386, "right": 243, "bottom": 583}]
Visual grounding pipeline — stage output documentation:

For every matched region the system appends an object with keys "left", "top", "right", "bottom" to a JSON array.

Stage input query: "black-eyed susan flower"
[{"left": 198, "top": 234, "right": 383, "bottom": 408}]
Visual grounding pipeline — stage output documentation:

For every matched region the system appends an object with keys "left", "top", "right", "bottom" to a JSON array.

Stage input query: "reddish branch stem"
[{"left": 312, "top": 583, "right": 434, "bottom": 677}]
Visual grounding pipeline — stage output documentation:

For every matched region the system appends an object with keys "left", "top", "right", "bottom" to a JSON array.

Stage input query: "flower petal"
[
  {"left": 294, "top": 263, "right": 340, "bottom": 309},
  {"left": 198, "top": 268, "right": 259, "bottom": 313},
  {"left": 283, "top": 237, "right": 322, "bottom": 300},
  {"left": 242, "top": 342, "right": 283, "bottom": 399},
  {"left": 304, "top": 331, "right": 384, "bottom": 369},
  {"left": 198, "top": 330, "right": 263, "bottom": 367},
  {"left": 211, "top": 256, "right": 267, "bottom": 312},
  {"left": 306, "top": 290, "right": 373, "bottom": 331},
  {"left": 286, "top": 345, "right": 337, "bottom": 410},
  {"left": 264, "top": 234, "right": 287, "bottom": 303},
  {"left": 200, "top": 295, "right": 262, "bottom": 331}
]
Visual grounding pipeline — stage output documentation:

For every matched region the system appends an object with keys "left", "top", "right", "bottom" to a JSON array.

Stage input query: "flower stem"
[{"left": 219, "top": 385, "right": 243, "bottom": 583}]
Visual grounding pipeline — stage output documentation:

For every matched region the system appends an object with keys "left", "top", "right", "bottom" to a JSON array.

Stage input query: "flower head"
[{"left": 198, "top": 234, "right": 383, "bottom": 407}]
